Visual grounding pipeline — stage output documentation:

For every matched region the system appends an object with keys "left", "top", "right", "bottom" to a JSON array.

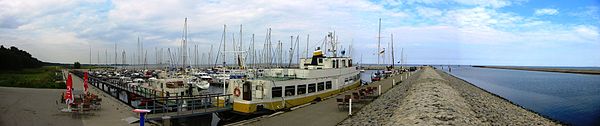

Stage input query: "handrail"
[{"left": 70, "top": 70, "right": 233, "bottom": 115}]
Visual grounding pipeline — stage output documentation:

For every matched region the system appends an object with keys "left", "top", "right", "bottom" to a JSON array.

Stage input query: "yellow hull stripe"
[{"left": 233, "top": 81, "right": 361, "bottom": 113}]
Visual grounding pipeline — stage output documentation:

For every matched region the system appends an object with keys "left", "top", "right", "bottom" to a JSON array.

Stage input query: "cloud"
[
  {"left": 416, "top": 7, "right": 443, "bottom": 18},
  {"left": 381, "top": 0, "right": 515, "bottom": 8},
  {"left": 0, "top": 0, "right": 599, "bottom": 66},
  {"left": 534, "top": 8, "right": 559, "bottom": 16}
]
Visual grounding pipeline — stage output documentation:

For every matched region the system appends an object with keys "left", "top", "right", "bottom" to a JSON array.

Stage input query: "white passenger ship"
[{"left": 226, "top": 32, "right": 361, "bottom": 114}]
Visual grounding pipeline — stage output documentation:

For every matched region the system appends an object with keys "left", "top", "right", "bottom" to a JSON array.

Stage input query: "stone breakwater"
[{"left": 339, "top": 67, "right": 559, "bottom": 126}]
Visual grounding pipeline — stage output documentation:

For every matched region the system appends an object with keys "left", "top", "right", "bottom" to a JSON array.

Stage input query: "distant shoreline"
[{"left": 473, "top": 66, "right": 600, "bottom": 75}]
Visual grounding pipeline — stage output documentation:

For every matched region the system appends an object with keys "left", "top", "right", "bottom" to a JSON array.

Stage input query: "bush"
[{"left": 74, "top": 62, "right": 81, "bottom": 69}]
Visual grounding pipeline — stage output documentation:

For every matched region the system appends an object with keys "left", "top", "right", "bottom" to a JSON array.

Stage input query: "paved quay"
[
  {"left": 232, "top": 69, "right": 422, "bottom": 126},
  {"left": 0, "top": 70, "right": 138, "bottom": 126}
]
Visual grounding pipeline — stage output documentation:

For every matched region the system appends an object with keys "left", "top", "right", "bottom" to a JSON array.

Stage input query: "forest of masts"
[
  {"left": 87, "top": 18, "right": 406, "bottom": 70},
  {"left": 86, "top": 18, "right": 365, "bottom": 70}
]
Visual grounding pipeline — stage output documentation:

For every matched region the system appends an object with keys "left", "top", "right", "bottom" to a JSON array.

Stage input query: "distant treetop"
[{"left": 0, "top": 45, "right": 43, "bottom": 70}]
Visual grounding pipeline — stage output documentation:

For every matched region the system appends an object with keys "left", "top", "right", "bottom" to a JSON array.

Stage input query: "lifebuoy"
[{"left": 234, "top": 87, "right": 241, "bottom": 97}]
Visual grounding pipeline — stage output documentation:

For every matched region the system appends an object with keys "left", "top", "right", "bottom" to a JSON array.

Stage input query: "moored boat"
[{"left": 225, "top": 32, "right": 361, "bottom": 114}]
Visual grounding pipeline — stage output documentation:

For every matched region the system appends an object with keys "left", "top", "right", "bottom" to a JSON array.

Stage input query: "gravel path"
[{"left": 339, "top": 67, "right": 560, "bottom": 126}]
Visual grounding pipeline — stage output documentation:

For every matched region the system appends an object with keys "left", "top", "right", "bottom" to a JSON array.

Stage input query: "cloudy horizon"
[{"left": 1, "top": 0, "right": 599, "bottom": 66}]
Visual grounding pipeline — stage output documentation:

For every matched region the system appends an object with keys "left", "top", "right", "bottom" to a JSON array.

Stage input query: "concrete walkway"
[
  {"left": 239, "top": 69, "right": 422, "bottom": 126},
  {"left": 66, "top": 70, "right": 138, "bottom": 126},
  {"left": 0, "top": 70, "right": 138, "bottom": 126}
]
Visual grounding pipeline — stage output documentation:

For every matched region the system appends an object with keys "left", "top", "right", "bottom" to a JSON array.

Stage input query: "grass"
[{"left": 0, "top": 66, "right": 66, "bottom": 89}]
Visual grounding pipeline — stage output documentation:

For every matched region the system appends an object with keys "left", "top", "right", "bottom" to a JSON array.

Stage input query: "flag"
[
  {"left": 65, "top": 73, "right": 73, "bottom": 104},
  {"left": 84, "top": 72, "right": 89, "bottom": 94},
  {"left": 379, "top": 48, "right": 385, "bottom": 55}
]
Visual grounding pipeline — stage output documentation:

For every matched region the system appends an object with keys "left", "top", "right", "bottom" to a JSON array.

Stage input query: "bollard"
[
  {"left": 162, "top": 116, "right": 171, "bottom": 126},
  {"left": 378, "top": 85, "right": 382, "bottom": 96},
  {"left": 133, "top": 109, "right": 151, "bottom": 126},
  {"left": 349, "top": 99, "right": 352, "bottom": 115},
  {"left": 393, "top": 79, "right": 395, "bottom": 86}
]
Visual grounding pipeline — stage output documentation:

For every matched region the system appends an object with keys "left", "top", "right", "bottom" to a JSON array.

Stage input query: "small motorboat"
[{"left": 189, "top": 76, "right": 210, "bottom": 90}]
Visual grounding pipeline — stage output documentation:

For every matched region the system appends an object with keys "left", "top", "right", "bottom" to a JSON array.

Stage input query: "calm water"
[{"left": 437, "top": 66, "right": 600, "bottom": 126}]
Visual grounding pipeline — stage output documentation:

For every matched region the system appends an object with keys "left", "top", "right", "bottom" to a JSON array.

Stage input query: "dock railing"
[{"left": 71, "top": 70, "right": 233, "bottom": 117}]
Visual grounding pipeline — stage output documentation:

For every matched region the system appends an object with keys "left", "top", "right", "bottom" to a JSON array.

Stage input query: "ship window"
[
  {"left": 326, "top": 81, "right": 332, "bottom": 89},
  {"left": 308, "top": 83, "right": 316, "bottom": 93},
  {"left": 318, "top": 58, "right": 323, "bottom": 63},
  {"left": 285, "top": 86, "right": 295, "bottom": 96},
  {"left": 272, "top": 87, "right": 282, "bottom": 98},
  {"left": 349, "top": 59, "right": 353, "bottom": 67},
  {"left": 318, "top": 82, "right": 324, "bottom": 91},
  {"left": 332, "top": 60, "right": 337, "bottom": 68},
  {"left": 297, "top": 85, "right": 306, "bottom": 95}
]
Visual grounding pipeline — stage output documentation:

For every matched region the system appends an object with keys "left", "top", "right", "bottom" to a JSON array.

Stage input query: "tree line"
[{"left": 0, "top": 45, "right": 43, "bottom": 70}]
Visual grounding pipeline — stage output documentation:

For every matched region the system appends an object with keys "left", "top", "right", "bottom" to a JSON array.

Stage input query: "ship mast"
[
  {"left": 378, "top": 18, "right": 381, "bottom": 65},
  {"left": 181, "top": 18, "right": 188, "bottom": 69},
  {"left": 391, "top": 34, "right": 394, "bottom": 68}
]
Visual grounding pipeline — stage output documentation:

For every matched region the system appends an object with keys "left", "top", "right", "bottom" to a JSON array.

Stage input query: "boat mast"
[
  {"left": 252, "top": 34, "right": 255, "bottom": 69},
  {"left": 105, "top": 49, "right": 107, "bottom": 65},
  {"left": 89, "top": 44, "right": 91, "bottom": 65},
  {"left": 296, "top": 35, "right": 299, "bottom": 65},
  {"left": 378, "top": 18, "right": 381, "bottom": 65},
  {"left": 288, "top": 36, "right": 294, "bottom": 67},
  {"left": 306, "top": 34, "right": 309, "bottom": 59},
  {"left": 195, "top": 44, "right": 198, "bottom": 68},
  {"left": 208, "top": 45, "right": 213, "bottom": 67},
  {"left": 223, "top": 25, "right": 226, "bottom": 67},
  {"left": 391, "top": 34, "right": 394, "bottom": 68},
  {"left": 122, "top": 50, "right": 126, "bottom": 68},
  {"left": 114, "top": 42, "right": 117, "bottom": 67},
  {"left": 181, "top": 18, "right": 188, "bottom": 69}
]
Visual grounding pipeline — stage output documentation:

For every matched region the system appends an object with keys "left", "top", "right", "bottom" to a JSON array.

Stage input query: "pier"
[{"left": 71, "top": 70, "right": 233, "bottom": 121}]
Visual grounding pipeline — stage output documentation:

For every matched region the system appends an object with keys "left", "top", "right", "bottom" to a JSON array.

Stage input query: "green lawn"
[{"left": 0, "top": 66, "right": 66, "bottom": 89}]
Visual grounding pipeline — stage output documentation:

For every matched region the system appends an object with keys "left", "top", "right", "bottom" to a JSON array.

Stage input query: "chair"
[
  {"left": 352, "top": 92, "right": 361, "bottom": 102},
  {"left": 336, "top": 98, "right": 347, "bottom": 110}
]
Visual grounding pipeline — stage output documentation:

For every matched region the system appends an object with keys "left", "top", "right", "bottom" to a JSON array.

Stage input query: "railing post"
[
  {"left": 349, "top": 99, "right": 352, "bottom": 115},
  {"left": 192, "top": 98, "right": 195, "bottom": 114},
  {"left": 378, "top": 85, "right": 382, "bottom": 96}
]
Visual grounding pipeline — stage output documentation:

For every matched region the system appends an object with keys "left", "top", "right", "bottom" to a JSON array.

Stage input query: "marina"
[{"left": 2, "top": 1, "right": 598, "bottom": 126}]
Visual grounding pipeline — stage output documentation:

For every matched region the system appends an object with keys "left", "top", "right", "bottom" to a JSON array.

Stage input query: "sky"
[{"left": 0, "top": 0, "right": 599, "bottom": 66}]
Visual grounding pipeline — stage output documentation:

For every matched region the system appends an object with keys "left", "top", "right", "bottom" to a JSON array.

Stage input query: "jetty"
[{"left": 340, "top": 67, "right": 560, "bottom": 125}]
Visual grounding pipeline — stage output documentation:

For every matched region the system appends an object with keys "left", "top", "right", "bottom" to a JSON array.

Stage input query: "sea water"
[{"left": 438, "top": 66, "right": 600, "bottom": 126}]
